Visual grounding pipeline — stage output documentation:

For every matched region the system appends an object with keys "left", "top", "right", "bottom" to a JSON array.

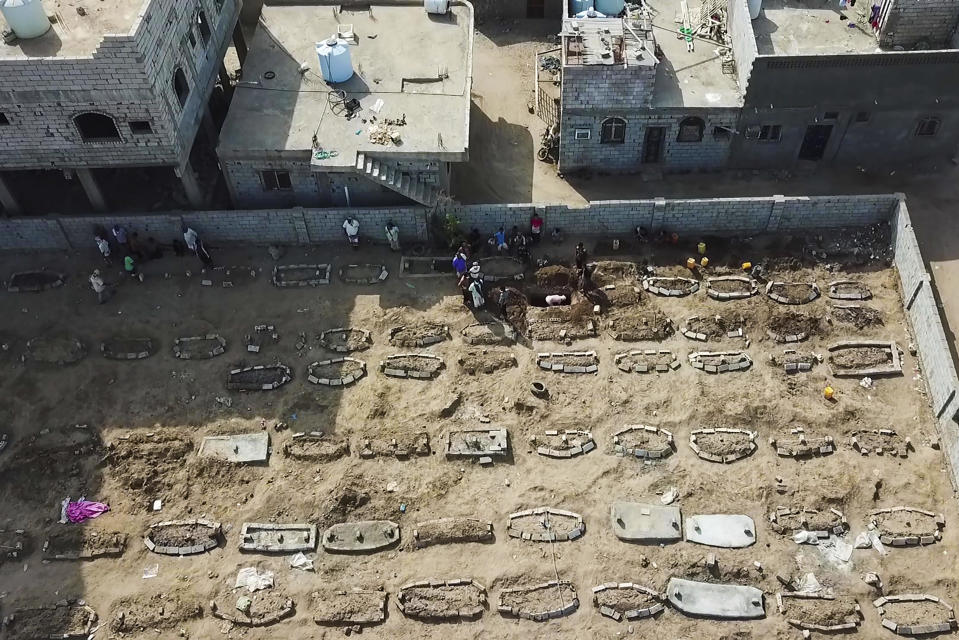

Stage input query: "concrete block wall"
[
  {"left": 561, "top": 64, "right": 656, "bottom": 112},
  {"left": 726, "top": 0, "right": 757, "bottom": 91},
  {"left": 58, "top": 214, "right": 184, "bottom": 249},
  {"left": 222, "top": 159, "right": 325, "bottom": 208},
  {"left": 879, "top": 0, "right": 959, "bottom": 49},
  {"left": 775, "top": 195, "right": 897, "bottom": 230}
]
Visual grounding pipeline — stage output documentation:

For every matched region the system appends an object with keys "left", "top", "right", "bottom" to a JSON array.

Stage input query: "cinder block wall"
[
  {"left": 726, "top": 0, "right": 757, "bottom": 91},
  {"left": 879, "top": 0, "right": 959, "bottom": 49}
]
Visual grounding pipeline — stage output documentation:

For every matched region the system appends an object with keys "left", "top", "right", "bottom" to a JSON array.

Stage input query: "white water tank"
[
  {"left": 316, "top": 37, "right": 353, "bottom": 84},
  {"left": 0, "top": 0, "right": 51, "bottom": 39},
  {"left": 425, "top": 0, "right": 450, "bottom": 14},
  {"left": 748, "top": 0, "right": 762, "bottom": 19}
]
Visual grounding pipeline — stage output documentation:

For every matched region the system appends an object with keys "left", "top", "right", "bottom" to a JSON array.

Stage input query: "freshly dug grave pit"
[
  {"left": 396, "top": 581, "right": 486, "bottom": 620},
  {"left": 106, "top": 431, "right": 194, "bottom": 512},
  {"left": 607, "top": 310, "right": 673, "bottom": 341},
  {"left": 831, "top": 304, "right": 883, "bottom": 329},
  {"left": 389, "top": 323, "right": 449, "bottom": 347},
  {"left": 526, "top": 286, "right": 573, "bottom": 308},
  {"left": 413, "top": 518, "right": 494, "bottom": 548},
  {"left": 767, "top": 312, "right": 822, "bottom": 342},
  {"left": 318, "top": 328, "right": 371, "bottom": 352},
  {"left": 458, "top": 348, "right": 516, "bottom": 374},
  {"left": 683, "top": 314, "right": 746, "bottom": 341},
  {"left": 109, "top": 592, "right": 203, "bottom": 634},
  {"left": 45, "top": 529, "right": 126, "bottom": 560},
  {"left": 782, "top": 594, "right": 860, "bottom": 629},
  {"left": 211, "top": 589, "right": 294, "bottom": 626},
  {"left": 6, "top": 602, "right": 97, "bottom": 640},
  {"left": 535, "top": 265, "right": 576, "bottom": 288},
  {"left": 358, "top": 431, "right": 430, "bottom": 458},
  {"left": 100, "top": 336, "right": 155, "bottom": 360},
  {"left": 479, "top": 256, "right": 525, "bottom": 281},
  {"left": 498, "top": 581, "right": 578, "bottom": 619},
  {"left": 283, "top": 434, "right": 350, "bottom": 462},
  {"left": 311, "top": 589, "right": 386, "bottom": 626},
  {"left": 24, "top": 335, "right": 86, "bottom": 364}
]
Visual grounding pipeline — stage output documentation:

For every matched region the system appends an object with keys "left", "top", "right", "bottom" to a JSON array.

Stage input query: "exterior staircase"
[{"left": 354, "top": 152, "right": 440, "bottom": 207}]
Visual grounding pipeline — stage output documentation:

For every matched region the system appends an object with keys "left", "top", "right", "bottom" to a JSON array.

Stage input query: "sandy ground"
[{"left": 0, "top": 229, "right": 956, "bottom": 640}]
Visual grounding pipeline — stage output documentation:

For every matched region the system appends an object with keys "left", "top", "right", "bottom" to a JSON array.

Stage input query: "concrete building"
[
  {"left": 217, "top": 1, "right": 474, "bottom": 209},
  {"left": 549, "top": 0, "right": 959, "bottom": 173},
  {"left": 0, "top": 0, "right": 244, "bottom": 215}
]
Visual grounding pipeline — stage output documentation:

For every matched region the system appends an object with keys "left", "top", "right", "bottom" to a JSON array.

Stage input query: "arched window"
[
  {"left": 677, "top": 116, "right": 705, "bottom": 142},
  {"left": 916, "top": 117, "right": 941, "bottom": 137},
  {"left": 600, "top": 117, "right": 626, "bottom": 144},
  {"left": 173, "top": 67, "right": 190, "bottom": 108},
  {"left": 74, "top": 112, "right": 121, "bottom": 142}
]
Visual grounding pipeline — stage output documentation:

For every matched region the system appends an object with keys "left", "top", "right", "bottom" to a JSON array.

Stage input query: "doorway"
[
  {"left": 643, "top": 127, "right": 665, "bottom": 163},
  {"left": 526, "top": 0, "right": 545, "bottom": 18},
  {"left": 798, "top": 125, "right": 833, "bottom": 161}
]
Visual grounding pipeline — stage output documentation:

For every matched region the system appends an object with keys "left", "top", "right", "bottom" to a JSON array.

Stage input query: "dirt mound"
[
  {"left": 109, "top": 592, "right": 202, "bottom": 634},
  {"left": 832, "top": 304, "right": 883, "bottom": 329},
  {"left": 684, "top": 314, "right": 745, "bottom": 340},
  {"left": 397, "top": 582, "right": 486, "bottom": 620},
  {"left": 107, "top": 431, "right": 194, "bottom": 512},
  {"left": 782, "top": 596, "right": 859, "bottom": 627},
  {"left": 832, "top": 347, "right": 890, "bottom": 370},
  {"left": 608, "top": 310, "right": 673, "bottom": 341},
  {"left": 591, "top": 261, "right": 639, "bottom": 287},
  {"left": 535, "top": 265, "right": 575, "bottom": 288},
  {"left": 768, "top": 312, "right": 822, "bottom": 339},
  {"left": 458, "top": 349, "right": 516, "bottom": 374}
]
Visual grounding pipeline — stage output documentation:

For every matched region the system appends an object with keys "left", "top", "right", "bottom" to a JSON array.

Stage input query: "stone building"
[
  {"left": 216, "top": 0, "right": 474, "bottom": 208},
  {"left": 548, "top": 0, "right": 959, "bottom": 173},
  {"left": 0, "top": 0, "right": 244, "bottom": 215}
]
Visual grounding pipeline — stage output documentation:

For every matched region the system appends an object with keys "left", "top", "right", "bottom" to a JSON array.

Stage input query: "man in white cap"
[
  {"left": 89, "top": 269, "right": 113, "bottom": 304},
  {"left": 343, "top": 217, "right": 360, "bottom": 250}
]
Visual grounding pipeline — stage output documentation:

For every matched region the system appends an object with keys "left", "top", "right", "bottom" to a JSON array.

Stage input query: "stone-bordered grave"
[
  {"left": 688, "top": 351, "right": 752, "bottom": 373},
  {"left": 769, "top": 350, "right": 819, "bottom": 373},
  {"left": 211, "top": 592, "right": 294, "bottom": 627},
  {"left": 389, "top": 324, "right": 449, "bottom": 347},
  {"left": 283, "top": 432, "right": 350, "bottom": 462},
  {"left": 359, "top": 431, "right": 430, "bottom": 458},
  {"left": 479, "top": 256, "right": 525, "bottom": 282},
  {"left": 173, "top": 334, "right": 226, "bottom": 360},
  {"left": 829, "top": 280, "right": 872, "bottom": 301},
  {"left": 3, "top": 601, "right": 97, "bottom": 640},
  {"left": 766, "top": 281, "right": 820, "bottom": 305},
  {"left": 778, "top": 592, "right": 862, "bottom": 633},
  {"left": 507, "top": 507, "right": 585, "bottom": 542},
  {"left": 380, "top": 353, "right": 444, "bottom": 379},
  {"left": 592, "top": 583, "right": 665, "bottom": 622},
  {"left": 44, "top": 529, "right": 126, "bottom": 561},
  {"left": 614, "top": 350, "right": 680, "bottom": 374},
  {"left": 396, "top": 579, "right": 487, "bottom": 621},
  {"left": 666, "top": 578, "right": 765, "bottom": 619},
  {"left": 339, "top": 263, "right": 388, "bottom": 284},
  {"left": 307, "top": 357, "right": 367, "bottom": 387},
  {"left": 828, "top": 340, "right": 902, "bottom": 377},
  {"left": 536, "top": 351, "right": 599, "bottom": 374},
  {"left": 246, "top": 324, "right": 278, "bottom": 353},
  {"left": 868, "top": 506, "right": 945, "bottom": 546},
  {"left": 412, "top": 518, "right": 494, "bottom": 548},
  {"left": 769, "top": 506, "right": 847, "bottom": 539},
  {"left": 769, "top": 427, "right": 834, "bottom": 457},
  {"left": 610, "top": 502, "right": 682, "bottom": 543},
  {"left": 766, "top": 311, "right": 821, "bottom": 343},
  {"left": 109, "top": 593, "right": 203, "bottom": 636},
  {"left": 312, "top": 589, "right": 387, "bottom": 627},
  {"left": 100, "top": 336, "right": 155, "bottom": 360},
  {"left": 227, "top": 364, "right": 293, "bottom": 391},
  {"left": 531, "top": 429, "right": 595, "bottom": 458},
  {"left": 400, "top": 255, "right": 457, "bottom": 278},
  {"left": 239, "top": 523, "right": 317, "bottom": 553},
  {"left": 681, "top": 315, "right": 746, "bottom": 342},
  {"left": 874, "top": 594, "right": 956, "bottom": 636},
  {"left": 607, "top": 311, "right": 674, "bottom": 342},
  {"left": 24, "top": 335, "right": 86, "bottom": 365},
  {"left": 458, "top": 348, "right": 517, "bottom": 374},
  {"left": 318, "top": 327, "right": 372, "bottom": 353},
  {"left": 705, "top": 276, "right": 759, "bottom": 300},
  {"left": 689, "top": 428, "right": 757, "bottom": 463},
  {"left": 7, "top": 270, "right": 65, "bottom": 293},
  {"left": 497, "top": 581, "right": 579, "bottom": 621},
  {"left": 831, "top": 304, "right": 884, "bottom": 330},
  {"left": 0, "top": 529, "right": 29, "bottom": 562},
  {"left": 642, "top": 276, "right": 700, "bottom": 297},
  {"left": 612, "top": 425, "right": 674, "bottom": 460},
  {"left": 272, "top": 264, "right": 331, "bottom": 287},
  {"left": 850, "top": 428, "right": 910, "bottom": 457},
  {"left": 446, "top": 428, "right": 509, "bottom": 459},
  {"left": 322, "top": 520, "right": 400, "bottom": 553},
  {"left": 461, "top": 322, "right": 514, "bottom": 345},
  {"left": 685, "top": 514, "right": 756, "bottom": 548},
  {"left": 199, "top": 432, "right": 269, "bottom": 463},
  {"left": 144, "top": 519, "right": 221, "bottom": 555}
]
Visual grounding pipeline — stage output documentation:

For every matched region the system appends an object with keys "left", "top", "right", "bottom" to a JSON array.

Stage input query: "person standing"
[
  {"left": 124, "top": 254, "right": 144, "bottom": 282},
  {"left": 468, "top": 279, "right": 485, "bottom": 309},
  {"left": 575, "top": 242, "right": 587, "bottom": 271},
  {"left": 452, "top": 251, "right": 467, "bottom": 278},
  {"left": 385, "top": 220, "right": 400, "bottom": 251},
  {"left": 183, "top": 226, "right": 199, "bottom": 253},
  {"left": 89, "top": 269, "right": 113, "bottom": 303},
  {"left": 343, "top": 217, "right": 360, "bottom": 249},
  {"left": 493, "top": 227, "right": 508, "bottom": 254},
  {"left": 195, "top": 237, "right": 213, "bottom": 268},
  {"left": 94, "top": 233, "right": 111, "bottom": 265},
  {"left": 530, "top": 212, "right": 543, "bottom": 244}
]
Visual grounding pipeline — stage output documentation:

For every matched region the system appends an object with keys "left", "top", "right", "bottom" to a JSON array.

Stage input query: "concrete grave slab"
[
  {"left": 610, "top": 502, "right": 682, "bottom": 543},
  {"left": 239, "top": 523, "right": 317, "bottom": 552},
  {"left": 685, "top": 514, "right": 756, "bottom": 548},
  {"left": 446, "top": 428, "right": 509, "bottom": 458},
  {"left": 312, "top": 589, "right": 387, "bottom": 626},
  {"left": 7, "top": 270, "right": 65, "bottom": 293},
  {"left": 322, "top": 520, "right": 400, "bottom": 553},
  {"left": 199, "top": 432, "right": 269, "bottom": 463},
  {"left": 667, "top": 578, "right": 765, "bottom": 619}
]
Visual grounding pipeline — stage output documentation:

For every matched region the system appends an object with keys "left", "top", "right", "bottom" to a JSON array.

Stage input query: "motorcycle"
[{"left": 537, "top": 126, "right": 559, "bottom": 163}]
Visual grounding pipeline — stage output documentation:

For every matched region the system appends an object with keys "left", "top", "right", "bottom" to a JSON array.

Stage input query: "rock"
[
  {"left": 268, "top": 245, "right": 284, "bottom": 260},
  {"left": 437, "top": 392, "right": 461, "bottom": 418}
]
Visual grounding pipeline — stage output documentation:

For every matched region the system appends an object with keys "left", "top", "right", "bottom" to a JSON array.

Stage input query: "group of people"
[{"left": 341, "top": 218, "right": 402, "bottom": 252}]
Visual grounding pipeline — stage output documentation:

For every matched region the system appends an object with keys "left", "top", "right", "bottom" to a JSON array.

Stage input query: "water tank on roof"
[
  {"left": 316, "top": 37, "right": 353, "bottom": 84},
  {"left": 0, "top": 0, "right": 51, "bottom": 40},
  {"left": 570, "top": 0, "right": 592, "bottom": 16},
  {"left": 575, "top": 8, "right": 606, "bottom": 17},
  {"left": 425, "top": 0, "right": 450, "bottom": 14},
  {"left": 594, "top": 0, "right": 625, "bottom": 16}
]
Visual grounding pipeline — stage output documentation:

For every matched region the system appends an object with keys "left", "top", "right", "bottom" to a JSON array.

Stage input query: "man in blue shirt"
[{"left": 493, "top": 227, "right": 508, "bottom": 254}]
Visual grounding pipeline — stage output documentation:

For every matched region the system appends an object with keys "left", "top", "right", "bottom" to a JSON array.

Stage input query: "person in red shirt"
[{"left": 530, "top": 212, "right": 543, "bottom": 244}]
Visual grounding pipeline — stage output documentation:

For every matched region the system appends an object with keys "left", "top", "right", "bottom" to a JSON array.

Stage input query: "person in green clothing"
[{"left": 124, "top": 254, "right": 144, "bottom": 282}]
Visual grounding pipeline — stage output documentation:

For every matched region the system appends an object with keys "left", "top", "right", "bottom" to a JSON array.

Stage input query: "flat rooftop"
[
  {"left": 218, "top": 2, "right": 472, "bottom": 168},
  {"left": 0, "top": 0, "right": 142, "bottom": 59},
  {"left": 752, "top": 0, "right": 880, "bottom": 55},
  {"left": 645, "top": 0, "right": 742, "bottom": 107}
]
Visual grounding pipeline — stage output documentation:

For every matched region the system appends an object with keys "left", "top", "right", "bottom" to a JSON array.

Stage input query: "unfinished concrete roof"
[
  {"left": 218, "top": 1, "right": 473, "bottom": 167},
  {"left": 752, "top": 0, "right": 880, "bottom": 55},
  {"left": 0, "top": 0, "right": 144, "bottom": 59}
]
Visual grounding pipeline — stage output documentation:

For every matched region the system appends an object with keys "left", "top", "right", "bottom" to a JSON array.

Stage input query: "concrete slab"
[
  {"left": 198, "top": 432, "right": 269, "bottom": 463},
  {"left": 685, "top": 514, "right": 757, "bottom": 548},
  {"left": 239, "top": 523, "right": 317, "bottom": 553},
  {"left": 610, "top": 502, "right": 682, "bottom": 543},
  {"left": 667, "top": 578, "right": 765, "bottom": 619},
  {"left": 322, "top": 520, "right": 400, "bottom": 553}
]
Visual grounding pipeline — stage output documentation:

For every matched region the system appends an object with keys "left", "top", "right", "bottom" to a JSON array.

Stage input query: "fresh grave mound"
[
  {"left": 173, "top": 334, "right": 227, "bottom": 359},
  {"left": 767, "top": 281, "right": 820, "bottom": 304},
  {"left": 828, "top": 280, "right": 872, "bottom": 300},
  {"left": 312, "top": 589, "right": 387, "bottom": 626},
  {"left": 498, "top": 581, "right": 578, "bottom": 619},
  {"left": 850, "top": 429, "right": 908, "bottom": 456},
  {"left": 536, "top": 351, "right": 599, "bottom": 373},
  {"left": 831, "top": 304, "right": 883, "bottom": 329},
  {"left": 45, "top": 529, "right": 126, "bottom": 560},
  {"left": 769, "top": 507, "right": 846, "bottom": 536},
  {"left": 145, "top": 520, "right": 221, "bottom": 554},
  {"left": 0, "top": 427, "right": 102, "bottom": 504},
  {"left": 307, "top": 358, "right": 366, "bottom": 385},
  {"left": 381, "top": 354, "right": 444, "bottom": 378},
  {"left": 690, "top": 428, "right": 757, "bottom": 462},
  {"left": 688, "top": 351, "right": 752, "bottom": 372},
  {"left": 109, "top": 592, "right": 203, "bottom": 634},
  {"left": 829, "top": 341, "right": 901, "bottom": 376},
  {"left": 389, "top": 323, "right": 449, "bottom": 347},
  {"left": 458, "top": 348, "right": 516, "bottom": 374},
  {"left": 706, "top": 276, "right": 758, "bottom": 299},
  {"left": 535, "top": 265, "right": 576, "bottom": 288},
  {"left": 527, "top": 301, "right": 597, "bottom": 341},
  {"left": 612, "top": 425, "right": 674, "bottom": 458},
  {"left": 358, "top": 431, "right": 430, "bottom": 458},
  {"left": 869, "top": 507, "right": 942, "bottom": 541},
  {"left": 607, "top": 310, "right": 673, "bottom": 341},
  {"left": 593, "top": 583, "right": 663, "bottom": 620},
  {"left": 272, "top": 264, "right": 330, "bottom": 287},
  {"left": 591, "top": 261, "right": 639, "bottom": 287},
  {"left": 769, "top": 426, "right": 834, "bottom": 457},
  {"left": 642, "top": 276, "right": 699, "bottom": 297},
  {"left": 5, "top": 602, "right": 97, "bottom": 640},
  {"left": 24, "top": 335, "right": 86, "bottom": 364},
  {"left": 396, "top": 580, "right": 486, "bottom": 620},
  {"left": 602, "top": 284, "right": 643, "bottom": 308},
  {"left": 615, "top": 349, "right": 679, "bottom": 373},
  {"left": 461, "top": 322, "right": 513, "bottom": 345},
  {"left": 782, "top": 594, "right": 861, "bottom": 630},
  {"left": 769, "top": 351, "right": 819, "bottom": 373},
  {"left": 318, "top": 328, "right": 372, "bottom": 352},
  {"left": 100, "top": 336, "right": 155, "bottom": 360},
  {"left": 227, "top": 364, "right": 292, "bottom": 390},
  {"left": 7, "top": 270, "right": 65, "bottom": 292},
  {"left": 531, "top": 429, "right": 595, "bottom": 458},
  {"left": 832, "top": 347, "right": 890, "bottom": 369},
  {"left": 877, "top": 596, "right": 956, "bottom": 629},
  {"left": 283, "top": 433, "right": 350, "bottom": 462},
  {"left": 106, "top": 431, "right": 194, "bottom": 512},
  {"left": 507, "top": 508, "right": 584, "bottom": 541},
  {"left": 683, "top": 314, "right": 745, "bottom": 341},
  {"left": 413, "top": 518, "right": 494, "bottom": 548},
  {"left": 211, "top": 589, "right": 294, "bottom": 627},
  {"left": 767, "top": 312, "right": 821, "bottom": 341}
]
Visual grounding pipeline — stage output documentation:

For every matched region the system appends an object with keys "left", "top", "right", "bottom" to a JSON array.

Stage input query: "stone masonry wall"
[
  {"left": 727, "top": 0, "right": 757, "bottom": 92},
  {"left": 879, "top": 0, "right": 959, "bottom": 49}
]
